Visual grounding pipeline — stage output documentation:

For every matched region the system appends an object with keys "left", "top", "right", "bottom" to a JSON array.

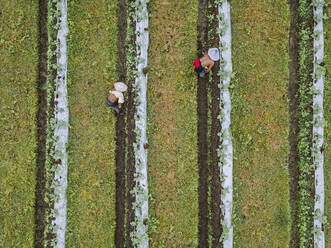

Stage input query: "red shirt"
[{"left": 193, "top": 59, "right": 200, "bottom": 69}]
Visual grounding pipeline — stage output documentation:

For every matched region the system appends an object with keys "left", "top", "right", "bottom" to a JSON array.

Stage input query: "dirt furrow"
[
  {"left": 34, "top": 0, "right": 48, "bottom": 246},
  {"left": 115, "top": 0, "right": 127, "bottom": 246},
  {"left": 197, "top": 0, "right": 209, "bottom": 247},
  {"left": 288, "top": 0, "right": 300, "bottom": 246},
  {"left": 208, "top": 2, "right": 223, "bottom": 246}
]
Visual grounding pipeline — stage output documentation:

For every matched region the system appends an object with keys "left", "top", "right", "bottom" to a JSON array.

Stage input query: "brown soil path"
[
  {"left": 197, "top": 0, "right": 209, "bottom": 247},
  {"left": 114, "top": 0, "right": 127, "bottom": 246}
]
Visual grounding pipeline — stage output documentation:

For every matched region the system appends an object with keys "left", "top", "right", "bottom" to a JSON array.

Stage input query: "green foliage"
[{"left": 296, "top": 0, "right": 317, "bottom": 246}]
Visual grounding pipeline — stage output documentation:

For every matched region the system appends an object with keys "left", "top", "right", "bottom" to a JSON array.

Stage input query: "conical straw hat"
[
  {"left": 208, "top": 48, "right": 220, "bottom": 61},
  {"left": 114, "top": 82, "right": 127, "bottom": 92}
]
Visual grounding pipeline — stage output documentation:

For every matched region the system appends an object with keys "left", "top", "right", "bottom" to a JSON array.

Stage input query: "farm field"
[
  {"left": 0, "top": 1, "right": 38, "bottom": 246},
  {"left": 0, "top": 0, "right": 329, "bottom": 247}
]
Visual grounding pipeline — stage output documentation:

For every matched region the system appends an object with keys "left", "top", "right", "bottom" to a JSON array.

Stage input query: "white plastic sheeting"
[
  {"left": 218, "top": 1, "right": 233, "bottom": 247},
  {"left": 133, "top": 0, "right": 149, "bottom": 247},
  {"left": 313, "top": 1, "right": 325, "bottom": 247},
  {"left": 51, "top": 0, "right": 69, "bottom": 247}
]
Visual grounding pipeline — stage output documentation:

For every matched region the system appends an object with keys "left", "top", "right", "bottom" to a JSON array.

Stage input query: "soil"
[
  {"left": 208, "top": 3, "right": 223, "bottom": 247},
  {"left": 288, "top": 0, "right": 300, "bottom": 246},
  {"left": 115, "top": 0, "right": 127, "bottom": 246},
  {"left": 125, "top": 2, "right": 138, "bottom": 247},
  {"left": 34, "top": 0, "right": 48, "bottom": 247},
  {"left": 197, "top": 0, "right": 210, "bottom": 247}
]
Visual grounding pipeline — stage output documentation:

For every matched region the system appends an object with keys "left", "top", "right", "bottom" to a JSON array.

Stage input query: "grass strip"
[
  {"left": 65, "top": 1, "right": 118, "bottom": 246},
  {"left": 324, "top": 3, "right": 331, "bottom": 247},
  {"left": 0, "top": 1, "right": 38, "bottom": 246},
  {"left": 231, "top": 0, "right": 290, "bottom": 246},
  {"left": 147, "top": 0, "right": 199, "bottom": 246}
]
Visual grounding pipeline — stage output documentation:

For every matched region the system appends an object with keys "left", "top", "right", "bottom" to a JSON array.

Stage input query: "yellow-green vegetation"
[
  {"left": 0, "top": 1, "right": 38, "bottom": 246},
  {"left": 231, "top": 0, "right": 290, "bottom": 247},
  {"left": 65, "top": 1, "right": 118, "bottom": 246},
  {"left": 147, "top": 0, "right": 199, "bottom": 246},
  {"left": 324, "top": 3, "right": 331, "bottom": 247}
]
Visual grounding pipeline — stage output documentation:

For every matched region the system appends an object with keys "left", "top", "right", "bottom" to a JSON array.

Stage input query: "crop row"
[
  {"left": 312, "top": 0, "right": 326, "bottom": 246},
  {"left": 296, "top": 0, "right": 326, "bottom": 247},
  {"left": 42, "top": 0, "right": 69, "bottom": 247},
  {"left": 125, "top": 0, "right": 150, "bottom": 246},
  {"left": 216, "top": 0, "right": 233, "bottom": 246}
]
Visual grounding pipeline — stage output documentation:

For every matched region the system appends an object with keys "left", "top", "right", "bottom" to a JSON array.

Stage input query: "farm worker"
[
  {"left": 107, "top": 82, "right": 127, "bottom": 114},
  {"left": 193, "top": 48, "right": 220, "bottom": 77}
]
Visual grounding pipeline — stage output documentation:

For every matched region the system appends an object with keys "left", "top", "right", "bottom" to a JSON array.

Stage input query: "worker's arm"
[
  {"left": 205, "top": 61, "right": 214, "bottom": 73},
  {"left": 118, "top": 103, "right": 122, "bottom": 109}
]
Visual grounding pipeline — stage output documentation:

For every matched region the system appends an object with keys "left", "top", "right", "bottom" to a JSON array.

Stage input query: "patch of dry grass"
[
  {"left": 147, "top": 0, "right": 199, "bottom": 246},
  {"left": 231, "top": 0, "right": 291, "bottom": 247}
]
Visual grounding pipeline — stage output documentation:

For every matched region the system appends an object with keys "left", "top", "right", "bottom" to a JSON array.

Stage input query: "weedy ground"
[
  {"left": 65, "top": 1, "right": 118, "bottom": 247},
  {"left": 231, "top": 0, "right": 291, "bottom": 247},
  {"left": 325, "top": 3, "right": 331, "bottom": 247},
  {"left": 0, "top": 1, "right": 38, "bottom": 246},
  {"left": 147, "top": 0, "right": 199, "bottom": 246}
]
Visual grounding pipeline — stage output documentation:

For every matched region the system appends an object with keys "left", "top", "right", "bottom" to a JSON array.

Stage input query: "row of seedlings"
[
  {"left": 312, "top": 0, "right": 326, "bottom": 246},
  {"left": 44, "top": 0, "right": 69, "bottom": 247},
  {"left": 126, "top": 0, "right": 150, "bottom": 247},
  {"left": 217, "top": 0, "right": 233, "bottom": 247},
  {"left": 295, "top": 0, "right": 314, "bottom": 245}
]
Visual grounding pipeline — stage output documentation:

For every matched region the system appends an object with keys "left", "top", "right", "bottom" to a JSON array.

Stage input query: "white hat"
[
  {"left": 114, "top": 82, "right": 128, "bottom": 92},
  {"left": 208, "top": 48, "right": 220, "bottom": 61}
]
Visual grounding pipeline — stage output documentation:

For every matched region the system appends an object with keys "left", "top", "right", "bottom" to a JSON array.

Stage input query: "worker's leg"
[{"left": 107, "top": 98, "right": 121, "bottom": 114}]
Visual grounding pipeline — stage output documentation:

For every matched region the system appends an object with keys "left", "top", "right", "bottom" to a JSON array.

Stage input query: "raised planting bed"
[
  {"left": 312, "top": 0, "right": 326, "bottom": 246},
  {"left": 35, "top": 0, "right": 69, "bottom": 246}
]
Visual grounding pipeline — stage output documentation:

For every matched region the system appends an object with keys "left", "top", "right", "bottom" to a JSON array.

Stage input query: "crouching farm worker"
[
  {"left": 107, "top": 82, "right": 127, "bottom": 115},
  {"left": 193, "top": 48, "right": 220, "bottom": 77}
]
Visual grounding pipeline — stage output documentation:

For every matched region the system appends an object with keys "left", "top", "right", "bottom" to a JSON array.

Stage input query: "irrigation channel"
[
  {"left": 197, "top": 0, "right": 233, "bottom": 247},
  {"left": 35, "top": 0, "right": 69, "bottom": 247},
  {"left": 115, "top": 0, "right": 149, "bottom": 247},
  {"left": 288, "top": 0, "right": 326, "bottom": 247}
]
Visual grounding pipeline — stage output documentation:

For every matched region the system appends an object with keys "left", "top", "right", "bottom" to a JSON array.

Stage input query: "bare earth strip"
[
  {"left": 65, "top": 1, "right": 118, "bottom": 247},
  {"left": 231, "top": 0, "right": 291, "bottom": 247},
  {"left": 147, "top": 0, "right": 199, "bottom": 246},
  {"left": 0, "top": 1, "right": 38, "bottom": 247},
  {"left": 324, "top": 3, "right": 331, "bottom": 247}
]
